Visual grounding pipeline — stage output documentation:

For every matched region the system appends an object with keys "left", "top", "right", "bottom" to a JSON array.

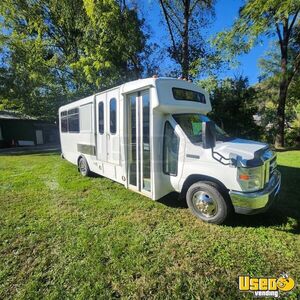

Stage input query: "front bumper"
[{"left": 229, "top": 170, "right": 281, "bottom": 215}]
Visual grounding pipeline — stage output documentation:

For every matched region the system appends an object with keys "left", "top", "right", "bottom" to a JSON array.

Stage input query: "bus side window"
[
  {"left": 60, "top": 111, "right": 68, "bottom": 132},
  {"left": 98, "top": 102, "right": 104, "bottom": 134},
  {"left": 110, "top": 98, "right": 117, "bottom": 134},
  {"left": 68, "top": 108, "right": 80, "bottom": 133}
]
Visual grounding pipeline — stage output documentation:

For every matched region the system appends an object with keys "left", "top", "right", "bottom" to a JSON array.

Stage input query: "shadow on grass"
[
  {"left": 226, "top": 210, "right": 299, "bottom": 233},
  {"left": 274, "top": 147, "right": 300, "bottom": 152},
  {"left": 157, "top": 192, "right": 187, "bottom": 209},
  {"left": 158, "top": 166, "right": 300, "bottom": 233}
]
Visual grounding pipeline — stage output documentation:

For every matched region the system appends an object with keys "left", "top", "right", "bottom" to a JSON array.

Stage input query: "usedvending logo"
[{"left": 238, "top": 273, "right": 295, "bottom": 298}]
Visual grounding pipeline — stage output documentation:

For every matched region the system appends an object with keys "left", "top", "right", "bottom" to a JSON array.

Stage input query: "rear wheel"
[
  {"left": 186, "top": 181, "right": 232, "bottom": 224},
  {"left": 78, "top": 156, "right": 91, "bottom": 177}
]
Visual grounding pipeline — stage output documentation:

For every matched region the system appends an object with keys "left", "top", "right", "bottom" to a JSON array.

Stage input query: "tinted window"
[
  {"left": 60, "top": 111, "right": 68, "bottom": 132},
  {"left": 110, "top": 98, "right": 117, "bottom": 134},
  {"left": 98, "top": 102, "right": 104, "bottom": 134},
  {"left": 68, "top": 115, "right": 79, "bottom": 132},
  {"left": 173, "top": 114, "right": 203, "bottom": 143},
  {"left": 68, "top": 108, "right": 79, "bottom": 115},
  {"left": 68, "top": 108, "right": 79, "bottom": 132},
  {"left": 173, "top": 114, "right": 230, "bottom": 144},
  {"left": 163, "top": 122, "right": 179, "bottom": 176},
  {"left": 172, "top": 88, "right": 206, "bottom": 103},
  {"left": 129, "top": 95, "right": 136, "bottom": 186},
  {"left": 142, "top": 92, "right": 151, "bottom": 191}
]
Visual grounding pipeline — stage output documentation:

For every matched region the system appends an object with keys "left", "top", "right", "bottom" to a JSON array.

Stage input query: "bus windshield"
[{"left": 173, "top": 113, "right": 231, "bottom": 144}]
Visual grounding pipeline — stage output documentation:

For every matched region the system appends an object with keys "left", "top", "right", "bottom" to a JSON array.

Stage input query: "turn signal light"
[{"left": 239, "top": 174, "right": 250, "bottom": 180}]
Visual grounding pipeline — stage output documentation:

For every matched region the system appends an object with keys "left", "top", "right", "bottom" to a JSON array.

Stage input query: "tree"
[
  {"left": 256, "top": 47, "right": 300, "bottom": 146},
  {"left": 214, "top": 0, "right": 300, "bottom": 147},
  {"left": 159, "top": 0, "right": 218, "bottom": 79},
  {"left": 199, "top": 76, "right": 261, "bottom": 139},
  {"left": 0, "top": 0, "right": 147, "bottom": 120}
]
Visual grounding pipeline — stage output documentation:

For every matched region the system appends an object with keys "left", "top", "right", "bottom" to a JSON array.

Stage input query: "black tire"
[
  {"left": 78, "top": 156, "right": 92, "bottom": 177},
  {"left": 186, "top": 181, "right": 232, "bottom": 224}
]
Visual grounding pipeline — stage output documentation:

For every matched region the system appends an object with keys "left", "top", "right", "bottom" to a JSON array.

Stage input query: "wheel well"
[
  {"left": 77, "top": 155, "right": 83, "bottom": 166},
  {"left": 180, "top": 174, "right": 229, "bottom": 200}
]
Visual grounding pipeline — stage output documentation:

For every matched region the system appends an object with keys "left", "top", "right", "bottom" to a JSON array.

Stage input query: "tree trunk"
[
  {"left": 275, "top": 79, "right": 288, "bottom": 148},
  {"left": 182, "top": 0, "right": 189, "bottom": 79},
  {"left": 275, "top": 21, "right": 289, "bottom": 148}
]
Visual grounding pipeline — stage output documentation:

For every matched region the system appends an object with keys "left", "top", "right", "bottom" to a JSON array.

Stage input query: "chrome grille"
[
  {"left": 269, "top": 157, "right": 277, "bottom": 175},
  {"left": 262, "top": 150, "right": 277, "bottom": 187}
]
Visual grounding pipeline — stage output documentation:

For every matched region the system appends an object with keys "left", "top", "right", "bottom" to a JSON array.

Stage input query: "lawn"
[{"left": 0, "top": 151, "right": 299, "bottom": 299}]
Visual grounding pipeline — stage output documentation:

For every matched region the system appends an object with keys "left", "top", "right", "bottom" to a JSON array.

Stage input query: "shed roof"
[{"left": 0, "top": 110, "right": 37, "bottom": 120}]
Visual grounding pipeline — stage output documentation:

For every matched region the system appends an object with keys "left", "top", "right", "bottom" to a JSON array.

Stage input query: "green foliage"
[
  {"left": 199, "top": 76, "right": 261, "bottom": 139},
  {"left": 213, "top": 0, "right": 300, "bottom": 147},
  {"left": 214, "top": 0, "right": 300, "bottom": 57},
  {"left": 0, "top": 0, "right": 147, "bottom": 121},
  {"left": 257, "top": 45, "right": 300, "bottom": 146},
  {"left": 255, "top": 77, "right": 300, "bottom": 146}
]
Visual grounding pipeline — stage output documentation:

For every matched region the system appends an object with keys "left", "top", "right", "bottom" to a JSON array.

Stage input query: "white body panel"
[{"left": 59, "top": 77, "right": 266, "bottom": 201}]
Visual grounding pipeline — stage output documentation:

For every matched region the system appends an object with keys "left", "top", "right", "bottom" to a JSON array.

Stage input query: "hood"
[{"left": 214, "top": 138, "right": 268, "bottom": 161}]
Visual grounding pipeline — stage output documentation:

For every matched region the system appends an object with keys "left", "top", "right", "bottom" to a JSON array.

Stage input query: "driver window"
[{"left": 163, "top": 121, "right": 179, "bottom": 176}]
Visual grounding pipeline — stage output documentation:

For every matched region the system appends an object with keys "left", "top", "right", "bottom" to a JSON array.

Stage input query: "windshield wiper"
[{"left": 218, "top": 136, "right": 235, "bottom": 142}]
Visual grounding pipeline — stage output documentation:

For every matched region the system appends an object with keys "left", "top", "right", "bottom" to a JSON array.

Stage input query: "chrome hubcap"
[
  {"left": 192, "top": 191, "right": 218, "bottom": 218},
  {"left": 79, "top": 159, "right": 87, "bottom": 174}
]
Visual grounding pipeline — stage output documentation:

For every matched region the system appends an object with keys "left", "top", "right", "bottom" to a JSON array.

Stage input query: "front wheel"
[{"left": 186, "top": 181, "right": 232, "bottom": 224}]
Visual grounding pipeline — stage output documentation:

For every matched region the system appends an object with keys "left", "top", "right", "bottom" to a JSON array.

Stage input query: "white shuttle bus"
[{"left": 59, "top": 77, "right": 281, "bottom": 224}]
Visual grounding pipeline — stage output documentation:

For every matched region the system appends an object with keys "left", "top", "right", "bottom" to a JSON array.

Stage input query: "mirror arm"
[{"left": 211, "top": 148, "right": 233, "bottom": 166}]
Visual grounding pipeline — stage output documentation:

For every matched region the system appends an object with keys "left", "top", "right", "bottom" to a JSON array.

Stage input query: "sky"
[{"left": 139, "top": 0, "right": 274, "bottom": 85}]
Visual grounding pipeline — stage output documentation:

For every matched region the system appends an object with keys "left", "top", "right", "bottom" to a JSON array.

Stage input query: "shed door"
[{"left": 35, "top": 130, "right": 43, "bottom": 145}]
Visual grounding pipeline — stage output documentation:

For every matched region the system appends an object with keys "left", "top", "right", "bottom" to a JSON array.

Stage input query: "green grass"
[{"left": 0, "top": 151, "right": 299, "bottom": 299}]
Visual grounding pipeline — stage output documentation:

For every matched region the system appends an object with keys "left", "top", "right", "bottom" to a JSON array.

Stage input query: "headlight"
[{"left": 237, "top": 166, "right": 264, "bottom": 192}]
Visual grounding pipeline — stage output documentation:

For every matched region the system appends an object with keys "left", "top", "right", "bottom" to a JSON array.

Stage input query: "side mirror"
[{"left": 202, "top": 121, "right": 216, "bottom": 149}]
